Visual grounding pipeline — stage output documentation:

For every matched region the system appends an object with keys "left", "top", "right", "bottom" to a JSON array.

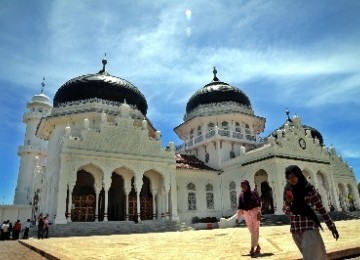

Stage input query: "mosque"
[{"left": 10, "top": 59, "right": 360, "bottom": 226}]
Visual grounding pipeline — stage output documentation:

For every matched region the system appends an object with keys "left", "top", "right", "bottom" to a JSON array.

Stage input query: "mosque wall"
[
  {"left": 0, "top": 205, "right": 32, "bottom": 225},
  {"left": 176, "top": 169, "right": 228, "bottom": 224}
]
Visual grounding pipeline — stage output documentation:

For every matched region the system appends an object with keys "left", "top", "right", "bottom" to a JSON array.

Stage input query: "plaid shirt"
[{"left": 283, "top": 186, "right": 336, "bottom": 234}]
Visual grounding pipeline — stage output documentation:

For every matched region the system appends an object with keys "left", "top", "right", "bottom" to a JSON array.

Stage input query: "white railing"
[{"left": 179, "top": 128, "right": 263, "bottom": 150}]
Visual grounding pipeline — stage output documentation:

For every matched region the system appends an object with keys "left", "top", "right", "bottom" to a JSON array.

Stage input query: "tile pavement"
[
  {"left": 0, "top": 240, "right": 47, "bottom": 260},
  {"left": 2, "top": 219, "right": 360, "bottom": 260}
]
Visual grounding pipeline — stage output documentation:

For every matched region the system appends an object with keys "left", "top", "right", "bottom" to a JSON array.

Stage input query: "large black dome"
[
  {"left": 186, "top": 68, "right": 251, "bottom": 114},
  {"left": 53, "top": 60, "right": 148, "bottom": 115}
]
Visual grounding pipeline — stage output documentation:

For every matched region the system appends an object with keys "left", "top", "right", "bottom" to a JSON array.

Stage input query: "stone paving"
[
  {"left": 0, "top": 240, "right": 47, "bottom": 260},
  {"left": 8, "top": 219, "right": 359, "bottom": 260}
]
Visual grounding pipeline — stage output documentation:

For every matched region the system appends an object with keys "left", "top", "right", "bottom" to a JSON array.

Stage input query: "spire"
[
  {"left": 41, "top": 77, "right": 45, "bottom": 94},
  {"left": 212, "top": 66, "right": 219, "bottom": 81},
  {"left": 99, "top": 53, "right": 108, "bottom": 74},
  {"left": 286, "top": 108, "right": 293, "bottom": 123}
]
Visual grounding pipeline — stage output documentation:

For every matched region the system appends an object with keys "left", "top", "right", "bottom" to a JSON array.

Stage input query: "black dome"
[
  {"left": 270, "top": 122, "right": 324, "bottom": 146},
  {"left": 53, "top": 62, "right": 148, "bottom": 115},
  {"left": 303, "top": 125, "right": 324, "bottom": 146},
  {"left": 186, "top": 68, "right": 251, "bottom": 114}
]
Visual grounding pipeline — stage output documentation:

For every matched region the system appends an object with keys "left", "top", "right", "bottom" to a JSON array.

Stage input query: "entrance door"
[
  {"left": 71, "top": 170, "right": 96, "bottom": 222},
  {"left": 140, "top": 196, "right": 152, "bottom": 220},
  {"left": 108, "top": 173, "right": 125, "bottom": 221}
]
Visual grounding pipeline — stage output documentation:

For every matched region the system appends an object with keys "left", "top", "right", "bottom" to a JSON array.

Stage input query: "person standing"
[
  {"left": 43, "top": 215, "right": 49, "bottom": 238},
  {"left": 236, "top": 180, "right": 262, "bottom": 256},
  {"left": 37, "top": 213, "right": 44, "bottom": 239},
  {"left": 1, "top": 221, "right": 9, "bottom": 240},
  {"left": 23, "top": 219, "right": 31, "bottom": 239},
  {"left": 283, "top": 165, "right": 339, "bottom": 260},
  {"left": 12, "top": 220, "right": 21, "bottom": 240}
]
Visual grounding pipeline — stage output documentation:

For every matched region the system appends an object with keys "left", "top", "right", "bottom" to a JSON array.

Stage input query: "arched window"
[
  {"left": 221, "top": 121, "right": 229, "bottom": 130},
  {"left": 207, "top": 122, "right": 215, "bottom": 131},
  {"left": 197, "top": 126, "right": 202, "bottom": 136},
  {"left": 229, "top": 181, "right": 237, "bottom": 210},
  {"left": 206, "top": 184, "right": 214, "bottom": 209},
  {"left": 187, "top": 183, "right": 196, "bottom": 210},
  {"left": 245, "top": 124, "right": 251, "bottom": 135},
  {"left": 235, "top": 122, "right": 241, "bottom": 132},
  {"left": 190, "top": 129, "right": 194, "bottom": 140}
]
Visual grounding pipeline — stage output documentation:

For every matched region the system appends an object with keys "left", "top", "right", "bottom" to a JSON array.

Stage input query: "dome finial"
[
  {"left": 99, "top": 53, "right": 108, "bottom": 74},
  {"left": 213, "top": 66, "right": 219, "bottom": 81},
  {"left": 41, "top": 77, "right": 45, "bottom": 94},
  {"left": 286, "top": 107, "right": 293, "bottom": 123}
]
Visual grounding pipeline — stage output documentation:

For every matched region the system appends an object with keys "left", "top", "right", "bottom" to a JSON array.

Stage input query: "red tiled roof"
[{"left": 175, "top": 154, "right": 219, "bottom": 171}]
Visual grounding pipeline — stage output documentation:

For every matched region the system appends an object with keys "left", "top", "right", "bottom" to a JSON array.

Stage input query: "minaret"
[{"left": 14, "top": 78, "right": 52, "bottom": 204}]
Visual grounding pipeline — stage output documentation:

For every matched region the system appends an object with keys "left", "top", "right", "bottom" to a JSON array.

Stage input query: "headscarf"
[
  {"left": 238, "top": 180, "right": 260, "bottom": 211},
  {"left": 284, "top": 165, "right": 323, "bottom": 230}
]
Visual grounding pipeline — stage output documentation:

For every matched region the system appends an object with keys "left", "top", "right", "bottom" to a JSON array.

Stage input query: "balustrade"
[{"left": 177, "top": 128, "right": 263, "bottom": 151}]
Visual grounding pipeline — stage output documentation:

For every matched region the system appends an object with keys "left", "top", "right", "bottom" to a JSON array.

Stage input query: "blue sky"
[{"left": 1, "top": 0, "right": 359, "bottom": 204}]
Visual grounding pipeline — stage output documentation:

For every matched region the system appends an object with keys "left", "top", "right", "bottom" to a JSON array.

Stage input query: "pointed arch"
[
  {"left": 187, "top": 182, "right": 197, "bottom": 210},
  {"left": 229, "top": 181, "right": 237, "bottom": 210},
  {"left": 254, "top": 169, "right": 274, "bottom": 214},
  {"left": 205, "top": 183, "right": 214, "bottom": 209},
  {"left": 71, "top": 170, "right": 96, "bottom": 222}
]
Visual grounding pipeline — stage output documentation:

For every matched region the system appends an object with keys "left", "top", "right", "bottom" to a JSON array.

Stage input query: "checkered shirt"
[{"left": 283, "top": 186, "right": 336, "bottom": 234}]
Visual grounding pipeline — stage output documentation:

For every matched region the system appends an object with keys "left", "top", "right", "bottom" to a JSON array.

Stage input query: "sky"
[{"left": 0, "top": 0, "right": 359, "bottom": 204}]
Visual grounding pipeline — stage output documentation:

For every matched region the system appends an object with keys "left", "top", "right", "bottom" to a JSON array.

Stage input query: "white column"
[
  {"left": 55, "top": 173, "right": 69, "bottom": 224},
  {"left": 151, "top": 190, "right": 157, "bottom": 220},
  {"left": 94, "top": 186, "right": 101, "bottom": 222},
  {"left": 67, "top": 182, "right": 75, "bottom": 223},
  {"left": 103, "top": 174, "right": 111, "bottom": 222},
  {"left": 124, "top": 188, "right": 130, "bottom": 221},
  {"left": 134, "top": 173, "right": 143, "bottom": 222},
  {"left": 165, "top": 189, "right": 169, "bottom": 220},
  {"left": 103, "top": 186, "right": 110, "bottom": 222}
]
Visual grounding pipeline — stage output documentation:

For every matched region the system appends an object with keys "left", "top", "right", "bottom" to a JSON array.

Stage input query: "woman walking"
[
  {"left": 237, "top": 180, "right": 262, "bottom": 256},
  {"left": 283, "top": 165, "right": 339, "bottom": 260}
]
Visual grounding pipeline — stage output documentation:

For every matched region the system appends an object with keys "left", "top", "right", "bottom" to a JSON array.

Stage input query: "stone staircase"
[
  {"left": 29, "top": 220, "right": 194, "bottom": 238},
  {"left": 28, "top": 211, "right": 360, "bottom": 237}
]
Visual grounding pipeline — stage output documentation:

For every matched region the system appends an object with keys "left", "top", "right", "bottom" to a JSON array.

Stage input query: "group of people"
[
  {"left": 0, "top": 219, "right": 31, "bottom": 240},
  {"left": 37, "top": 213, "right": 50, "bottom": 239},
  {"left": 0, "top": 213, "right": 51, "bottom": 240},
  {"left": 236, "top": 164, "right": 339, "bottom": 259}
]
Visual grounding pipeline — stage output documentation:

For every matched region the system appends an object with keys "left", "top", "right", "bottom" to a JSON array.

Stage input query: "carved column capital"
[{"left": 134, "top": 172, "right": 143, "bottom": 193}]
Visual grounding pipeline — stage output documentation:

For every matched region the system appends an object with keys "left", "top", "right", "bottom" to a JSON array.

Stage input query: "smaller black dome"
[
  {"left": 270, "top": 123, "right": 324, "bottom": 146},
  {"left": 53, "top": 63, "right": 148, "bottom": 115},
  {"left": 303, "top": 125, "right": 324, "bottom": 146},
  {"left": 186, "top": 68, "right": 251, "bottom": 114}
]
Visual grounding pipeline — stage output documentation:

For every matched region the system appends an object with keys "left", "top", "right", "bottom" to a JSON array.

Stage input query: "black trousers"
[{"left": 23, "top": 228, "right": 29, "bottom": 239}]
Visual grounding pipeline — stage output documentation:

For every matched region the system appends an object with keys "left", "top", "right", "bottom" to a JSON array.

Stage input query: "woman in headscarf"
[
  {"left": 237, "top": 180, "right": 261, "bottom": 256},
  {"left": 283, "top": 165, "right": 339, "bottom": 260}
]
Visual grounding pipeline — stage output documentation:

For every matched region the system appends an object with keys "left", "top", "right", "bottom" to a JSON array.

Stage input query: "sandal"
[
  {"left": 255, "top": 245, "right": 261, "bottom": 254},
  {"left": 249, "top": 248, "right": 255, "bottom": 257}
]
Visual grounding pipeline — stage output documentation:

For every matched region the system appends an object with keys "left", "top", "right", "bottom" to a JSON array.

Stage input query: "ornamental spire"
[
  {"left": 212, "top": 66, "right": 219, "bottom": 81},
  {"left": 99, "top": 53, "right": 108, "bottom": 74},
  {"left": 41, "top": 77, "right": 45, "bottom": 94},
  {"left": 286, "top": 108, "right": 293, "bottom": 123}
]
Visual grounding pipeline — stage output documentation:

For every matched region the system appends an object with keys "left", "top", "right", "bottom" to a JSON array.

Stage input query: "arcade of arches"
[
  {"left": 251, "top": 168, "right": 352, "bottom": 214},
  {"left": 65, "top": 169, "right": 163, "bottom": 222}
]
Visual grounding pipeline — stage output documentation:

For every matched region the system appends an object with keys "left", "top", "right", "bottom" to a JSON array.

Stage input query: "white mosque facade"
[{"left": 10, "top": 60, "right": 360, "bottom": 225}]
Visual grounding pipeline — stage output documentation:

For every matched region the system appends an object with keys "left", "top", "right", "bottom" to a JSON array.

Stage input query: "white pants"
[
  {"left": 292, "top": 229, "right": 328, "bottom": 260},
  {"left": 243, "top": 208, "right": 260, "bottom": 248}
]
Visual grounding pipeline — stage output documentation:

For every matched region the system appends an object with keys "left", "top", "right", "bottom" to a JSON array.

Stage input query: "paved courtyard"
[{"left": 2, "top": 219, "right": 359, "bottom": 260}]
